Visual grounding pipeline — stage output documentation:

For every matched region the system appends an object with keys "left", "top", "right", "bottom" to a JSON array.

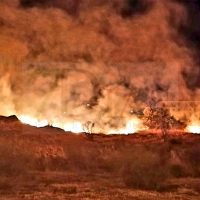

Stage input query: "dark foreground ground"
[{"left": 1, "top": 116, "right": 200, "bottom": 199}]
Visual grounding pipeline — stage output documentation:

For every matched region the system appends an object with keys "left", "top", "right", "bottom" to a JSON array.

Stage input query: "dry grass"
[
  {"left": 1, "top": 121, "right": 200, "bottom": 199},
  {"left": 0, "top": 141, "right": 38, "bottom": 193},
  {"left": 120, "top": 146, "right": 170, "bottom": 191},
  {"left": 187, "top": 144, "right": 200, "bottom": 177}
]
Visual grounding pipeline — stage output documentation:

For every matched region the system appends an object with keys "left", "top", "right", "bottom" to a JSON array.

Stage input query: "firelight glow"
[
  {"left": 17, "top": 115, "right": 200, "bottom": 134},
  {"left": 108, "top": 120, "right": 141, "bottom": 134},
  {"left": 187, "top": 125, "right": 200, "bottom": 134},
  {"left": 19, "top": 115, "right": 48, "bottom": 128},
  {"left": 63, "top": 122, "right": 84, "bottom": 133},
  {"left": 17, "top": 115, "right": 143, "bottom": 134},
  {"left": 46, "top": 122, "right": 85, "bottom": 133}
]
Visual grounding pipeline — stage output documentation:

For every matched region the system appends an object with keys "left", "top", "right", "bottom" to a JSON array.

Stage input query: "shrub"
[
  {"left": 120, "top": 146, "right": 170, "bottom": 191},
  {"left": 0, "top": 142, "right": 38, "bottom": 193},
  {"left": 170, "top": 164, "right": 188, "bottom": 178},
  {"left": 0, "top": 143, "right": 28, "bottom": 175},
  {"left": 187, "top": 144, "right": 200, "bottom": 177},
  {"left": 143, "top": 107, "right": 186, "bottom": 140}
]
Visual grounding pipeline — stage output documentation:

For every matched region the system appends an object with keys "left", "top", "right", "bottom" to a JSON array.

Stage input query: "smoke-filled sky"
[{"left": 0, "top": 0, "right": 200, "bottom": 133}]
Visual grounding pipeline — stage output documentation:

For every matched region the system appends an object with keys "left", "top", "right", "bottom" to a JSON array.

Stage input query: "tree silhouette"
[{"left": 143, "top": 107, "right": 173, "bottom": 140}]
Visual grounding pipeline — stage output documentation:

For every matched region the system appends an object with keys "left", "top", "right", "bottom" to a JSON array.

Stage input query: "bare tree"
[{"left": 82, "top": 121, "right": 95, "bottom": 140}]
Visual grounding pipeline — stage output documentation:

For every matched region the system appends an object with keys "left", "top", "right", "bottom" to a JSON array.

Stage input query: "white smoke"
[{"left": 0, "top": 0, "right": 200, "bottom": 132}]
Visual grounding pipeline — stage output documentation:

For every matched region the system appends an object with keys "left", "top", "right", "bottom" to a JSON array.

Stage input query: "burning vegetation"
[
  {"left": 0, "top": 0, "right": 200, "bottom": 133},
  {"left": 1, "top": 116, "right": 200, "bottom": 198},
  {"left": 1, "top": 1, "right": 200, "bottom": 198}
]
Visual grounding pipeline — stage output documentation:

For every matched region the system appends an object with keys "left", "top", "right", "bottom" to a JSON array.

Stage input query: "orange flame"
[
  {"left": 18, "top": 114, "right": 200, "bottom": 134},
  {"left": 17, "top": 114, "right": 144, "bottom": 134}
]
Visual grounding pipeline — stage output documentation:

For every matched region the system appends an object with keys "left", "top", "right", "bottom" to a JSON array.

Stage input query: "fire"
[
  {"left": 52, "top": 122, "right": 84, "bottom": 133},
  {"left": 17, "top": 114, "right": 143, "bottom": 134},
  {"left": 19, "top": 115, "right": 85, "bottom": 133},
  {"left": 19, "top": 115, "right": 48, "bottom": 128},
  {"left": 17, "top": 114, "right": 200, "bottom": 134},
  {"left": 108, "top": 119, "right": 142, "bottom": 135},
  {"left": 187, "top": 124, "right": 200, "bottom": 134}
]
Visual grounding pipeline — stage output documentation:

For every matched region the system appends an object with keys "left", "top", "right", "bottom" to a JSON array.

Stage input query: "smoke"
[
  {"left": 19, "top": 0, "right": 81, "bottom": 15},
  {"left": 0, "top": 0, "right": 200, "bottom": 132}
]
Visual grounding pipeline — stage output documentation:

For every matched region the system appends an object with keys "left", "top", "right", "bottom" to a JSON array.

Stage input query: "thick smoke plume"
[{"left": 0, "top": 0, "right": 200, "bottom": 133}]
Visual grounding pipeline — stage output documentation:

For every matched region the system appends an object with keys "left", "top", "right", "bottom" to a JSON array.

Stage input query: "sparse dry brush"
[
  {"left": 0, "top": 140, "right": 37, "bottom": 193},
  {"left": 1, "top": 130, "right": 200, "bottom": 194},
  {"left": 114, "top": 145, "right": 170, "bottom": 191},
  {"left": 187, "top": 144, "right": 200, "bottom": 177},
  {"left": 54, "top": 138, "right": 173, "bottom": 191}
]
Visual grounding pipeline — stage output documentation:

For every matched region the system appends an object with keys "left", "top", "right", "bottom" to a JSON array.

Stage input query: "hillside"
[
  {"left": 1, "top": 0, "right": 200, "bottom": 199},
  {"left": 0, "top": 116, "right": 200, "bottom": 199}
]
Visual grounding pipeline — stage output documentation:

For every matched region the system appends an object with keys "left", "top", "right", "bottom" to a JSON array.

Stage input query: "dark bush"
[
  {"left": 0, "top": 143, "right": 38, "bottom": 192},
  {"left": 170, "top": 164, "right": 188, "bottom": 178},
  {"left": 121, "top": 146, "right": 170, "bottom": 191},
  {"left": 187, "top": 145, "right": 200, "bottom": 177}
]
